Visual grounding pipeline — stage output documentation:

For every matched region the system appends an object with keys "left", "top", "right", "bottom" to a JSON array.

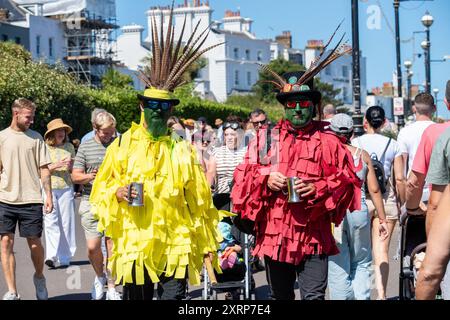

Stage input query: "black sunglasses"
[
  {"left": 143, "top": 100, "right": 172, "bottom": 111},
  {"left": 252, "top": 119, "right": 267, "bottom": 126},
  {"left": 223, "top": 122, "right": 241, "bottom": 130}
]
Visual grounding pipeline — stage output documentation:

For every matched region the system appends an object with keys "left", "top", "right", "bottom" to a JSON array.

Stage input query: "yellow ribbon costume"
[{"left": 90, "top": 114, "right": 225, "bottom": 286}]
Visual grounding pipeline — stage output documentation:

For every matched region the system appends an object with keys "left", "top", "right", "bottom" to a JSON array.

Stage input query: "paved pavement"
[{"left": 0, "top": 198, "right": 400, "bottom": 300}]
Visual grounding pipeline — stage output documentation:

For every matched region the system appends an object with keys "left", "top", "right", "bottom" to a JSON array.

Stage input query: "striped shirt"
[
  {"left": 213, "top": 146, "right": 246, "bottom": 194},
  {"left": 73, "top": 137, "right": 113, "bottom": 198}
]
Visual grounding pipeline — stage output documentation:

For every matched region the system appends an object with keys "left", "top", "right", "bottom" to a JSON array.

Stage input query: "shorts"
[
  {"left": 0, "top": 201, "right": 43, "bottom": 238},
  {"left": 365, "top": 181, "right": 399, "bottom": 221},
  {"left": 79, "top": 198, "right": 103, "bottom": 239}
]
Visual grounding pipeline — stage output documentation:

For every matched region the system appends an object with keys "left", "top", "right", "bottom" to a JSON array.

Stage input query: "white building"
[
  {"left": 12, "top": 13, "right": 65, "bottom": 64},
  {"left": 12, "top": 0, "right": 116, "bottom": 19},
  {"left": 115, "top": 1, "right": 271, "bottom": 102},
  {"left": 115, "top": 24, "right": 149, "bottom": 71},
  {"left": 1, "top": 1, "right": 65, "bottom": 64},
  {"left": 5, "top": 0, "right": 119, "bottom": 86},
  {"left": 270, "top": 31, "right": 304, "bottom": 66},
  {"left": 304, "top": 40, "right": 367, "bottom": 108}
]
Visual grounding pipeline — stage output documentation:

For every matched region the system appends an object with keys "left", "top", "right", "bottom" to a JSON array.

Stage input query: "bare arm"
[
  {"left": 71, "top": 168, "right": 96, "bottom": 185},
  {"left": 206, "top": 155, "right": 217, "bottom": 188},
  {"left": 416, "top": 185, "right": 450, "bottom": 300},
  {"left": 426, "top": 185, "right": 446, "bottom": 236},
  {"left": 40, "top": 165, "right": 53, "bottom": 213},
  {"left": 393, "top": 155, "right": 406, "bottom": 206},
  {"left": 406, "top": 170, "right": 426, "bottom": 210},
  {"left": 40, "top": 165, "right": 52, "bottom": 196}
]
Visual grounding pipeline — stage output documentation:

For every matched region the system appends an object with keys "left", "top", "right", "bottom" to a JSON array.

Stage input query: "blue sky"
[{"left": 116, "top": 0, "right": 450, "bottom": 118}]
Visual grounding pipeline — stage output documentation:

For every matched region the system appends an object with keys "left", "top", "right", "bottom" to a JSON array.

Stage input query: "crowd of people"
[
  {"left": 0, "top": 7, "right": 449, "bottom": 300},
  {"left": 1, "top": 80, "right": 449, "bottom": 300}
]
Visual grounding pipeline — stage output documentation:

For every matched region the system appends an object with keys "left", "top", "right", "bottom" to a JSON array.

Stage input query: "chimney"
[
  {"left": 306, "top": 40, "right": 324, "bottom": 49},
  {"left": 224, "top": 10, "right": 240, "bottom": 18},
  {"left": 0, "top": 8, "right": 10, "bottom": 22},
  {"left": 275, "top": 31, "right": 292, "bottom": 49}
]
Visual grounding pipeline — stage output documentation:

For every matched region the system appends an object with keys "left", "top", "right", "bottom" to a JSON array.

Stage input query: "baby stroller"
[
  {"left": 399, "top": 213, "right": 427, "bottom": 300},
  {"left": 202, "top": 231, "right": 255, "bottom": 300},
  {"left": 202, "top": 186, "right": 257, "bottom": 300}
]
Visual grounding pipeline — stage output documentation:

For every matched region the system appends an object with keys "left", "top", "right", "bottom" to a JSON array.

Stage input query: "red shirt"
[
  {"left": 412, "top": 122, "right": 450, "bottom": 175},
  {"left": 231, "top": 120, "right": 361, "bottom": 265}
]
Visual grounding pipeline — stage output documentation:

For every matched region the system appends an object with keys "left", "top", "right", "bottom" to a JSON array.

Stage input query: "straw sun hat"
[{"left": 44, "top": 118, "right": 72, "bottom": 140}]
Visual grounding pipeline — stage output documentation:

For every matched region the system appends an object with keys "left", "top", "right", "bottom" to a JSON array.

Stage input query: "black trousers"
[
  {"left": 264, "top": 254, "right": 328, "bottom": 300},
  {"left": 122, "top": 264, "right": 187, "bottom": 300}
]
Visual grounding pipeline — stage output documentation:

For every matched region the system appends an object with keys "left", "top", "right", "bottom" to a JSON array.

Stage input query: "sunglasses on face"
[
  {"left": 223, "top": 122, "right": 241, "bottom": 130},
  {"left": 252, "top": 119, "right": 267, "bottom": 126},
  {"left": 143, "top": 100, "right": 172, "bottom": 111},
  {"left": 285, "top": 100, "right": 313, "bottom": 109}
]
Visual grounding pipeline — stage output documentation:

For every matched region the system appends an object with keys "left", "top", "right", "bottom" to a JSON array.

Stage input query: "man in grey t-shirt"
[
  {"left": 427, "top": 127, "right": 450, "bottom": 185},
  {"left": 71, "top": 111, "right": 121, "bottom": 300}
]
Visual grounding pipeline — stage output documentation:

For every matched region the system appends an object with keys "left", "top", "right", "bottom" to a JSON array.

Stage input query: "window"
[
  {"left": 234, "top": 70, "right": 239, "bottom": 86},
  {"left": 325, "top": 66, "right": 331, "bottom": 76},
  {"left": 2, "top": 34, "right": 8, "bottom": 41},
  {"left": 257, "top": 50, "right": 262, "bottom": 61},
  {"left": 247, "top": 71, "right": 251, "bottom": 86},
  {"left": 49, "top": 38, "right": 53, "bottom": 57},
  {"left": 342, "top": 65, "right": 349, "bottom": 77},
  {"left": 270, "top": 50, "right": 275, "bottom": 60},
  {"left": 36, "top": 35, "right": 41, "bottom": 55},
  {"left": 15, "top": 37, "right": 21, "bottom": 44},
  {"left": 233, "top": 48, "right": 239, "bottom": 59},
  {"left": 343, "top": 87, "right": 349, "bottom": 101},
  {"left": 245, "top": 49, "right": 250, "bottom": 60}
]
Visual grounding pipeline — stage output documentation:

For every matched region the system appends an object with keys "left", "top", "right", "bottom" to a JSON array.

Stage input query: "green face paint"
[
  {"left": 284, "top": 100, "right": 314, "bottom": 128},
  {"left": 143, "top": 105, "right": 172, "bottom": 138}
]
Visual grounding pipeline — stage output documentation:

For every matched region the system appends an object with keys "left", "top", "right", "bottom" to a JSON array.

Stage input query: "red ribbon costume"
[{"left": 231, "top": 119, "right": 362, "bottom": 265}]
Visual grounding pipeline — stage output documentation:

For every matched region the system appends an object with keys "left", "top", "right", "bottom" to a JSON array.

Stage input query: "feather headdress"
[
  {"left": 258, "top": 21, "right": 352, "bottom": 105},
  {"left": 138, "top": 1, "right": 224, "bottom": 103}
]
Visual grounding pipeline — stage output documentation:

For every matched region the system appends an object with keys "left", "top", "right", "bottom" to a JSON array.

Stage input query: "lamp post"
[
  {"left": 404, "top": 60, "right": 413, "bottom": 116},
  {"left": 351, "top": 0, "right": 364, "bottom": 136},
  {"left": 433, "top": 88, "right": 439, "bottom": 118},
  {"left": 394, "top": 0, "right": 404, "bottom": 128},
  {"left": 421, "top": 11, "right": 433, "bottom": 94}
]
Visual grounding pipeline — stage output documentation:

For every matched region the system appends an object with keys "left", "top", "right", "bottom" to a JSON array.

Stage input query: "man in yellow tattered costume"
[{"left": 89, "top": 4, "right": 224, "bottom": 300}]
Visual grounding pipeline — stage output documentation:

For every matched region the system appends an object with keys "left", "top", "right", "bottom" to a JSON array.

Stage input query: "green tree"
[
  {"left": 0, "top": 42, "right": 92, "bottom": 138},
  {"left": 314, "top": 77, "right": 343, "bottom": 107},
  {"left": 101, "top": 69, "right": 134, "bottom": 89}
]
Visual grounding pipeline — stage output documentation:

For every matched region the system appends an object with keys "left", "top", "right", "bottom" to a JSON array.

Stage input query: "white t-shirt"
[
  {"left": 397, "top": 120, "right": 434, "bottom": 175},
  {"left": 352, "top": 133, "right": 402, "bottom": 179}
]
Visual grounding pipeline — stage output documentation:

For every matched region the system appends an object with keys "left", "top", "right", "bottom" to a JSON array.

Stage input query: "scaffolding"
[
  {"left": 10, "top": 1, "right": 118, "bottom": 86},
  {"left": 55, "top": 10, "right": 118, "bottom": 87}
]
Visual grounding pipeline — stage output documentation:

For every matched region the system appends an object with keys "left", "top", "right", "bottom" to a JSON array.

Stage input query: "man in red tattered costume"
[{"left": 231, "top": 34, "right": 362, "bottom": 299}]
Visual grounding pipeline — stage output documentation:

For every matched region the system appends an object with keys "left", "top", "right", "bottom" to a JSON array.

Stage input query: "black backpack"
[{"left": 364, "top": 138, "right": 391, "bottom": 195}]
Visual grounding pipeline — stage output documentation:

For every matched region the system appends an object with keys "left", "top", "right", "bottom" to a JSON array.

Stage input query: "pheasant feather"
[{"left": 140, "top": 2, "right": 224, "bottom": 92}]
